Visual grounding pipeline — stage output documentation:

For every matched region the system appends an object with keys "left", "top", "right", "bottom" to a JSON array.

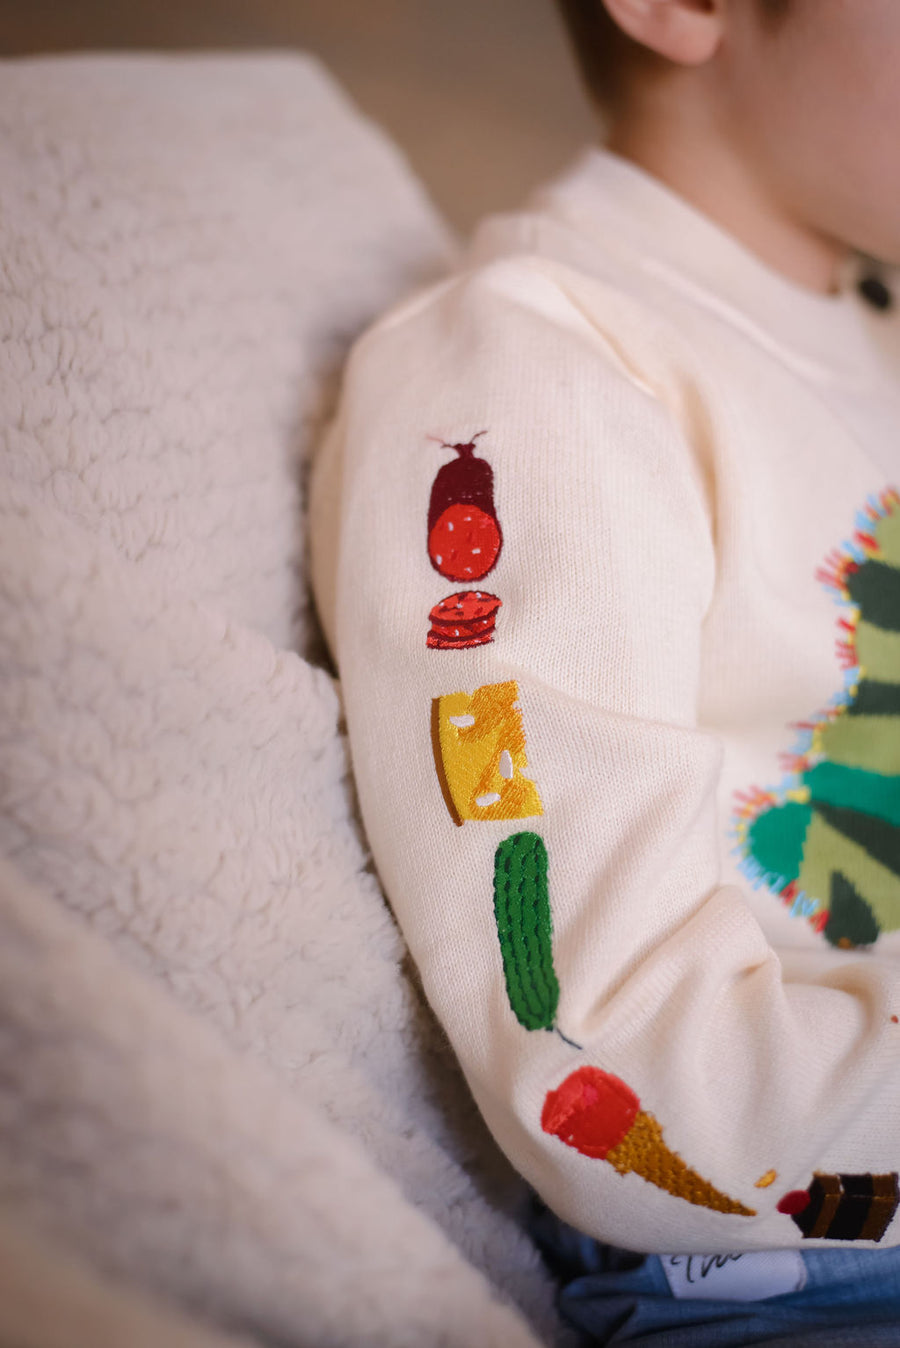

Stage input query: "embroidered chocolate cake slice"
[{"left": 791, "top": 1172, "right": 899, "bottom": 1241}]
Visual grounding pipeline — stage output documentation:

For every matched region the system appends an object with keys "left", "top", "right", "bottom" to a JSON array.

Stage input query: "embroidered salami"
[
  {"left": 427, "top": 432, "right": 503, "bottom": 581},
  {"left": 427, "top": 590, "right": 501, "bottom": 649}
]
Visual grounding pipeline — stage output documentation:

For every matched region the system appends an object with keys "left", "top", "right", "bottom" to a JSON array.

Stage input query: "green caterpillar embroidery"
[
  {"left": 732, "top": 487, "right": 900, "bottom": 949},
  {"left": 493, "top": 832, "right": 580, "bottom": 1046}
]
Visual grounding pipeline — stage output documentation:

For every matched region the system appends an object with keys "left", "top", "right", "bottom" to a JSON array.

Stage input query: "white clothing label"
[{"left": 661, "top": 1250, "right": 807, "bottom": 1302}]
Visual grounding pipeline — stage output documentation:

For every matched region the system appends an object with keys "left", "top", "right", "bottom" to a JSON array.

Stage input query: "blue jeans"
[{"left": 526, "top": 1191, "right": 900, "bottom": 1346}]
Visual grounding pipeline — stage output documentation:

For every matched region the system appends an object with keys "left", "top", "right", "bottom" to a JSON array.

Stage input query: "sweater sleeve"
[{"left": 309, "top": 256, "right": 900, "bottom": 1253}]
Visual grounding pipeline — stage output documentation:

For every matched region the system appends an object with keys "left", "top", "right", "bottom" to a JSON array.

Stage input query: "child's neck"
[{"left": 605, "top": 100, "right": 851, "bottom": 298}]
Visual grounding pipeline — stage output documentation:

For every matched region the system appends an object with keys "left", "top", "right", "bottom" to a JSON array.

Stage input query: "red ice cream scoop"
[{"left": 541, "top": 1065, "right": 640, "bottom": 1159}]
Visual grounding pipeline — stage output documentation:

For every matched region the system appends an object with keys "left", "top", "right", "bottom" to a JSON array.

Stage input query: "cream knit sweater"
[{"left": 310, "top": 146, "right": 900, "bottom": 1254}]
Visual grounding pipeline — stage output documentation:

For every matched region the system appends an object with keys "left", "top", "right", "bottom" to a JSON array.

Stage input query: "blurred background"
[{"left": 0, "top": 0, "right": 601, "bottom": 235}]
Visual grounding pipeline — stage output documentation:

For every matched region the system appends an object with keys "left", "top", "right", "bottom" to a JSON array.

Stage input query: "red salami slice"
[
  {"left": 426, "top": 590, "right": 501, "bottom": 650},
  {"left": 428, "top": 504, "right": 501, "bottom": 581}
]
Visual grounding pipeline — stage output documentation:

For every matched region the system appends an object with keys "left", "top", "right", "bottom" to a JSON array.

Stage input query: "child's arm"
[{"left": 310, "top": 255, "right": 900, "bottom": 1252}]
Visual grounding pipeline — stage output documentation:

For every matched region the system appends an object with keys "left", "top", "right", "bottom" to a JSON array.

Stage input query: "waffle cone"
[{"left": 604, "top": 1111, "right": 755, "bottom": 1216}]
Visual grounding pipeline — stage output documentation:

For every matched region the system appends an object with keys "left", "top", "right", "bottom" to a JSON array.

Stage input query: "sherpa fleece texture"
[
  {"left": 0, "top": 53, "right": 571, "bottom": 1348},
  {"left": 0, "top": 1206, "right": 262, "bottom": 1348}
]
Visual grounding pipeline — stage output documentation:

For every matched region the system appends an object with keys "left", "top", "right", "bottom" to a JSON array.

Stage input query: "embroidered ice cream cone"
[
  {"left": 606, "top": 1109, "right": 754, "bottom": 1215},
  {"left": 542, "top": 1065, "right": 755, "bottom": 1217}
]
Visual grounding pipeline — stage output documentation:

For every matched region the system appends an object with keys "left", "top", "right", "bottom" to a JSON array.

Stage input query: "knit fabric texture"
[{"left": 310, "top": 145, "right": 900, "bottom": 1254}]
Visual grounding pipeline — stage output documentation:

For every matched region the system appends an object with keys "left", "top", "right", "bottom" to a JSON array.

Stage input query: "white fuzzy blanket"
[{"left": 0, "top": 53, "right": 570, "bottom": 1348}]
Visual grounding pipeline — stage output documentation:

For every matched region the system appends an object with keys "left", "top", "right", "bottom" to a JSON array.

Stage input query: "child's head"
[{"left": 555, "top": 0, "right": 900, "bottom": 280}]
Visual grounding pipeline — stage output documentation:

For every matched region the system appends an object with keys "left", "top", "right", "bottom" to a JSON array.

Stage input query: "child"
[{"left": 310, "top": 0, "right": 900, "bottom": 1340}]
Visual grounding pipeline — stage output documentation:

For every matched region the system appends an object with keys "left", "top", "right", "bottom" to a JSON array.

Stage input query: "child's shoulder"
[{"left": 346, "top": 209, "right": 701, "bottom": 413}]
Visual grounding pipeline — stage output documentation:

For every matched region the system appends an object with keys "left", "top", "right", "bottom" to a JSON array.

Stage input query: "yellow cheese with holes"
[{"left": 431, "top": 680, "right": 543, "bottom": 826}]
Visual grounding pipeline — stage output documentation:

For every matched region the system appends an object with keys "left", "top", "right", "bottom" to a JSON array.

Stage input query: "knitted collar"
[{"left": 529, "top": 144, "right": 890, "bottom": 392}]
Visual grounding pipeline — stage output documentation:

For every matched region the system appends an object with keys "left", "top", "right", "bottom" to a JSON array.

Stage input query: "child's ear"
[{"left": 601, "top": 0, "right": 724, "bottom": 65}]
